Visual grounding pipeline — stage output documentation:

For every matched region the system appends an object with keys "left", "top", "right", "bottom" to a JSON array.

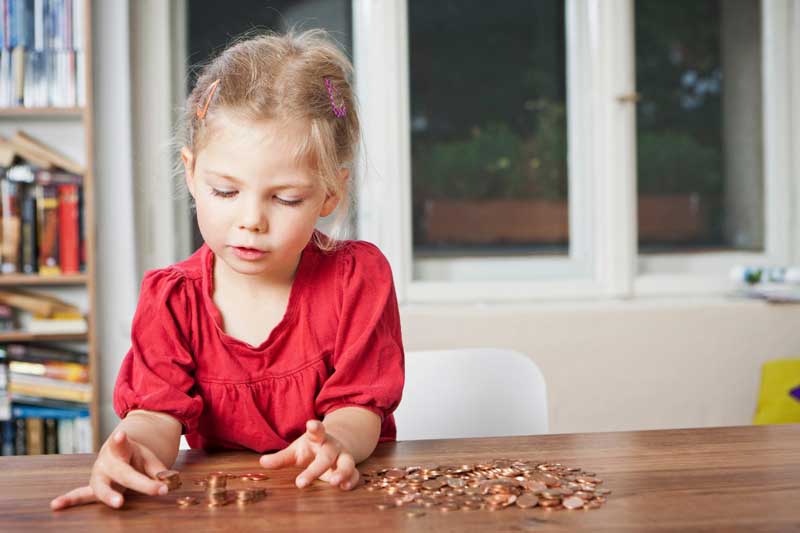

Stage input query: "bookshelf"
[{"left": 0, "top": 0, "right": 97, "bottom": 453}]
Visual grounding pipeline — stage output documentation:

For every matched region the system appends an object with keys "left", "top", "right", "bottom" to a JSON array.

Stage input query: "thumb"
[
  {"left": 305, "top": 420, "right": 327, "bottom": 444},
  {"left": 108, "top": 430, "right": 132, "bottom": 461}
]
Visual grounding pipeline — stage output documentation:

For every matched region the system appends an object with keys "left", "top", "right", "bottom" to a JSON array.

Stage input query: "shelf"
[
  {"left": 0, "top": 274, "right": 88, "bottom": 286},
  {"left": 0, "top": 107, "right": 84, "bottom": 119},
  {"left": 0, "top": 331, "right": 87, "bottom": 342}
]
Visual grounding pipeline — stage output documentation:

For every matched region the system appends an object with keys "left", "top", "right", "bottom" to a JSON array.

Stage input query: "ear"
[
  {"left": 319, "top": 168, "right": 350, "bottom": 217},
  {"left": 181, "top": 147, "right": 197, "bottom": 198}
]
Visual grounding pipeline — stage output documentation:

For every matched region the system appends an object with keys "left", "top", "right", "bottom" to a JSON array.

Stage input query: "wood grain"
[{"left": 1, "top": 425, "right": 798, "bottom": 532}]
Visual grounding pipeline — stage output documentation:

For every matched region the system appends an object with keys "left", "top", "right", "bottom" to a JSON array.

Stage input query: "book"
[
  {"left": 20, "top": 184, "right": 37, "bottom": 273},
  {"left": 44, "top": 417, "right": 56, "bottom": 453},
  {"left": 35, "top": 182, "right": 59, "bottom": 275},
  {"left": 0, "top": 288, "right": 79, "bottom": 316},
  {"left": 9, "top": 372, "right": 91, "bottom": 402},
  {"left": 9, "top": 359, "right": 88, "bottom": 383},
  {"left": 57, "top": 183, "right": 78, "bottom": 273},
  {"left": 11, "top": 403, "right": 89, "bottom": 419},
  {"left": 0, "top": 303, "right": 15, "bottom": 330},
  {"left": 0, "top": 135, "right": 16, "bottom": 167},
  {"left": 11, "top": 131, "right": 84, "bottom": 175},
  {"left": 57, "top": 416, "right": 74, "bottom": 454},
  {"left": 28, "top": 312, "right": 87, "bottom": 334},
  {"left": 0, "top": 178, "right": 21, "bottom": 273},
  {"left": 25, "top": 416, "right": 42, "bottom": 454},
  {"left": 10, "top": 393, "right": 87, "bottom": 410},
  {"left": 75, "top": 415, "right": 90, "bottom": 453},
  {"left": 1, "top": 419, "right": 13, "bottom": 455},
  {"left": 14, "top": 417, "right": 24, "bottom": 454},
  {"left": 3, "top": 342, "right": 88, "bottom": 365}
]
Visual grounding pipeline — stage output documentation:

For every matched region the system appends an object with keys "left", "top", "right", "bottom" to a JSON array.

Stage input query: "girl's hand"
[
  {"left": 50, "top": 430, "right": 169, "bottom": 510},
  {"left": 259, "top": 420, "right": 360, "bottom": 490}
]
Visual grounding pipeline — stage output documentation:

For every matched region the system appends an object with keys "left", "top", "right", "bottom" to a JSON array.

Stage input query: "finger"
[
  {"left": 340, "top": 466, "right": 360, "bottom": 491},
  {"left": 107, "top": 430, "right": 132, "bottom": 462},
  {"left": 305, "top": 420, "right": 326, "bottom": 444},
  {"left": 330, "top": 452, "right": 356, "bottom": 487},
  {"left": 50, "top": 485, "right": 96, "bottom": 510},
  {"left": 90, "top": 474, "right": 125, "bottom": 509},
  {"left": 296, "top": 445, "right": 338, "bottom": 488},
  {"left": 260, "top": 447, "right": 297, "bottom": 470},
  {"left": 108, "top": 459, "right": 167, "bottom": 496}
]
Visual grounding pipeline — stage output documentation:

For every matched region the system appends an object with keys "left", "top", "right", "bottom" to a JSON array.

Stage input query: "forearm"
[
  {"left": 322, "top": 407, "right": 382, "bottom": 463},
  {"left": 114, "top": 410, "right": 182, "bottom": 468}
]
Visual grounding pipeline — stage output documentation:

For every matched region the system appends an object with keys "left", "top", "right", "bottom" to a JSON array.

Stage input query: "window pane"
[
  {"left": 408, "top": 1, "right": 568, "bottom": 263},
  {"left": 635, "top": 0, "right": 763, "bottom": 254}
]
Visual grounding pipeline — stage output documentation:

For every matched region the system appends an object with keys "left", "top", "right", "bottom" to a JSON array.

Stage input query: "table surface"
[{"left": 0, "top": 424, "right": 798, "bottom": 532}]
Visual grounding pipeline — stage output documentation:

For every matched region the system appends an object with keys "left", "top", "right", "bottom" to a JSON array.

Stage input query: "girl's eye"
[
  {"left": 211, "top": 188, "right": 237, "bottom": 198},
  {"left": 275, "top": 196, "right": 303, "bottom": 206}
]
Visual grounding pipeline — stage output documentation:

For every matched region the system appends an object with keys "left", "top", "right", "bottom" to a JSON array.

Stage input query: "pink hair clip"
[
  {"left": 324, "top": 78, "right": 347, "bottom": 118},
  {"left": 196, "top": 79, "right": 221, "bottom": 120}
]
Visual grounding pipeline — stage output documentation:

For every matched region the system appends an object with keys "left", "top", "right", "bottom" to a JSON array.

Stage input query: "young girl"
[{"left": 51, "top": 29, "right": 405, "bottom": 510}]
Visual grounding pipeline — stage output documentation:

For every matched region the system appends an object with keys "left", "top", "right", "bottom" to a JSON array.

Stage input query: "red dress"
[{"left": 113, "top": 235, "right": 405, "bottom": 452}]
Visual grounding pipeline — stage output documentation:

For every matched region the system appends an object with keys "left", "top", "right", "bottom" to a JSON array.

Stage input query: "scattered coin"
[{"left": 155, "top": 470, "right": 182, "bottom": 491}]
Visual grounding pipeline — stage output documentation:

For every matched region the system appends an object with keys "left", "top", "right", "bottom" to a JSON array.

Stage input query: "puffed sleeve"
[
  {"left": 315, "top": 241, "right": 405, "bottom": 422},
  {"left": 113, "top": 268, "right": 204, "bottom": 434}
]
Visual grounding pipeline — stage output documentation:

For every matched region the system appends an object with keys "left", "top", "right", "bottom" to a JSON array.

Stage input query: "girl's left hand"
[{"left": 259, "top": 420, "right": 360, "bottom": 490}]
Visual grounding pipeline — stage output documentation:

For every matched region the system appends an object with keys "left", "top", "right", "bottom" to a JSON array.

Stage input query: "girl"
[{"left": 51, "top": 29, "right": 405, "bottom": 510}]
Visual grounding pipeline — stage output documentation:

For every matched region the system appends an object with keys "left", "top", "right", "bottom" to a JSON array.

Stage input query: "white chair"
[{"left": 393, "top": 349, "right": 548, "bottom": 441}]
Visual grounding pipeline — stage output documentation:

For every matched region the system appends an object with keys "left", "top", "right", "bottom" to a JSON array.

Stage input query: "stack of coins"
[
  {"left": 155, "top": 470, "right": 182, "bottom": 491},
  {"left": 206, "top": 471, "right": 229, "bottom": 507},
  {"left": 234, "top": 488, "right": 266, "bottom": 505},
  {"left": 361, "top": 459, "right": 611, "bottom": 513}
]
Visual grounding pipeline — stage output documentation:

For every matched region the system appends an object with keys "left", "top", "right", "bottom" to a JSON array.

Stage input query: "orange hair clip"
[{"left": 196, "top": 79, "right": 221, "bottom": 120}]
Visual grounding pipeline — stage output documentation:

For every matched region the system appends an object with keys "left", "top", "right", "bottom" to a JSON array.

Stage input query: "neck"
[{"left": 213, "top": 252, "right": 301, "bottom": 296}]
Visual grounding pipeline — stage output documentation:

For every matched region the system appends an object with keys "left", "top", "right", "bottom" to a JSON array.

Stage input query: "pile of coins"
[
  {"left": 360, "top": 459, "right": 611, "bottom": 514},
  {"left": 155, "top": 470, "right": 182, "bottom": 491},
  {"left": 177, "top": 471, "right": 269, "bottom": 508}
]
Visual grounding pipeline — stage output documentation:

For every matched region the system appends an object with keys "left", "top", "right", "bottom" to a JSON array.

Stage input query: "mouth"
[{"left": 231, "top": 246, "right": 268, "bottom": 261}]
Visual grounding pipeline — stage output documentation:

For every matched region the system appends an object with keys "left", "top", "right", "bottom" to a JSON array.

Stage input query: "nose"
[{"left": 238, "top": 197, "right": 268, "bottom": 233}]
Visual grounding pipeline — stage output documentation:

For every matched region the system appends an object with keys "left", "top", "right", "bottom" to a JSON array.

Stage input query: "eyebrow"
[{"left": 206, "top": 170, "right": 314, "bottom": 190}]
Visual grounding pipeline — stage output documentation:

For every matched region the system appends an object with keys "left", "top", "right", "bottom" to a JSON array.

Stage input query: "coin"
[
  {"left": 240, "top": 473, "right": 269, "bottom": 482},
  {"left": 176, "top": 496, "right": 198, "bottom": 507},
  {"left": 155, "top": 470, "right": 182, "bottom": 491},
  {"left": 563, "top": 496, "right": 585, "bottom": 510},
  {"left": 516, "top": 494, "right": 539, "bottom": 509}
]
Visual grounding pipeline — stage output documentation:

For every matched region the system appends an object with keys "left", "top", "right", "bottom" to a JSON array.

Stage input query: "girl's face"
[{"left": 182, "top": 111, "right": 343, "bottom": 282}]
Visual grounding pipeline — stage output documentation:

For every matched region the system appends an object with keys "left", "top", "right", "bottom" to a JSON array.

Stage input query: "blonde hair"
[{"left": 180, "top": 29, "right": 360, "bottom": 251}]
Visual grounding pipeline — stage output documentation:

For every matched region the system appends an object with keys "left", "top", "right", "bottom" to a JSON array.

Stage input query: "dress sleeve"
[
  {"left": 315, "top": 242, "right": 405, "bottom": 422},
  {"left": 113, "top": 268, "right": 204, "bottom": 434}
]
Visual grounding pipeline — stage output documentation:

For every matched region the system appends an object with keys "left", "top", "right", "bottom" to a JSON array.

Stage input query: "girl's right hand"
[{"left": 50, "top": 429, "right": 170, "bottom": 510}]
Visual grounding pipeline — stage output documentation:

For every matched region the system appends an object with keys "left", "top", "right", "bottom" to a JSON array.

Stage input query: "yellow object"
[{"left": 753, "top": 359, "right": 800, "bottom": 425}]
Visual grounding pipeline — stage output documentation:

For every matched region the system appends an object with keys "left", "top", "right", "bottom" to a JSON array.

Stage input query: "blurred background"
[{"left": 1, "top": 0, "right": 798, "bottom": 453}]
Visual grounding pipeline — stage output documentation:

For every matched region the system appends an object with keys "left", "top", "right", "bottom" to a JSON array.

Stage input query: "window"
[{"left": 352, "top": 0, "right": 797, "bottom": 302}]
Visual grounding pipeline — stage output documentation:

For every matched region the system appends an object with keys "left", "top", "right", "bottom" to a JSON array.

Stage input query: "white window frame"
[{"left": 352, "top": 0, "right": 796, "bottom": 304}]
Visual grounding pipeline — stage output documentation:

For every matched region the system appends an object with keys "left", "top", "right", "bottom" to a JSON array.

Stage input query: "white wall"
[{"left": 400, "top": 298, "right": 800, "bottom": 434}]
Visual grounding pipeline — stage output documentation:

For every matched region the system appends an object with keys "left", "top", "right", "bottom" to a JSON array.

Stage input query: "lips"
[{"left": 231, "top": 245, "right": 268, "bottom": 261}]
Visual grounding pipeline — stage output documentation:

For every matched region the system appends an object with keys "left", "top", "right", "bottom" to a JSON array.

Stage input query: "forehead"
[{"left": 197, "top": 111, "right": 315, "bottom": 182}]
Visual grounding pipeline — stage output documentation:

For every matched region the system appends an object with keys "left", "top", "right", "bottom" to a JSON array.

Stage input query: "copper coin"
[
  {"left": 176, "top": 496, "right": 198, "bottom": 507},
  {"left": 516, "top": 494, "right": 539, "bottom": 509},
  {"left": 155, "top": 470, "right": 182, "bottom": 491},
  {"left": 563, "top": 496, "right": 585, "bottom": 510}
]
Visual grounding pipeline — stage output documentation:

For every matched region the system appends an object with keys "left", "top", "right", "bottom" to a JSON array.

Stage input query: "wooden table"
[{"left": 1, "top": 424, "right": 798, "bottom": 532}]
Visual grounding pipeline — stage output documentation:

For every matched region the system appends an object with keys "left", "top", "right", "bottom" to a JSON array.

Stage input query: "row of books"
[
  {"left": 0, "top": 342, "right": 91, "bottom": 454},
  {"left": 1, "top": 406, "right": 91, "bottom": 454},
  {"left": 0, "top": 130, "right": 85, "bottom": 275},
  {"left": 0, "top": 0, "right": 85, "bottom": 108},
  {"left": 0, "top": 289, "right": 87, "bottom": 334}
]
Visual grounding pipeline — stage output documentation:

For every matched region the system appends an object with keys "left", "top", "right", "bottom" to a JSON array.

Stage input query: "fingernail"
[
  {"left": 158, "top": 485, "right": 168, "bottom": 495},
  {"left": 112, "top": 496, "right": 122, "bottom": 506},
  {"left": 297, "top": 478, "right": 306, "bottom": 488}
]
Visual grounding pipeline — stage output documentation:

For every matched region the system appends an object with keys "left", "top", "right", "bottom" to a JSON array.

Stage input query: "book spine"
[
  {"left": 25, "top": 415, "right": 42, "bottom": 454},
  {"left": 74, "top": 414, "right": 89, "bottom": 452},
  {"left": 57, "top": 182, "right": 78, "bottom": 273},
  {"left": 8, "top": 381, "right": 91, "bottom": 403},
  {"left": 20, "top": 184, "right": 36, "bottom": 273},
  {"left": 56, "top": 416, "right": 72, "bottom": 453},
  {"left": 1, "top": 419, "right": 14, "bottom": 455},
  {"left": 35, "top": 182, "right": 59, "bottom": 275},
  {"left": 44, "top": 416, "right": 56, "bottom": 453},
  {"left": 11, "top": 403, "right": 88, "bottom": 418},
  {"left": 13, "top": 416, "right": 24, "bottom": 454},
  {"left": 9, "top": 359, "right": 89, "bottom": 382},
  {"left": 0, "top": 178, "right": 21, "bottom": 273}
]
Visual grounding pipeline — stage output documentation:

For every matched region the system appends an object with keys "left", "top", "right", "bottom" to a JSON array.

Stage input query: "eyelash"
[{"left": 210, "top": 188, "right": 303, "bottom": 206}]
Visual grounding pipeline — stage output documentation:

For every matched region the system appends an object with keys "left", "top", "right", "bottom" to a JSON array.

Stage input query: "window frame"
[{"left": 352, "top": 0, "right": 796, "bottom": 304}]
